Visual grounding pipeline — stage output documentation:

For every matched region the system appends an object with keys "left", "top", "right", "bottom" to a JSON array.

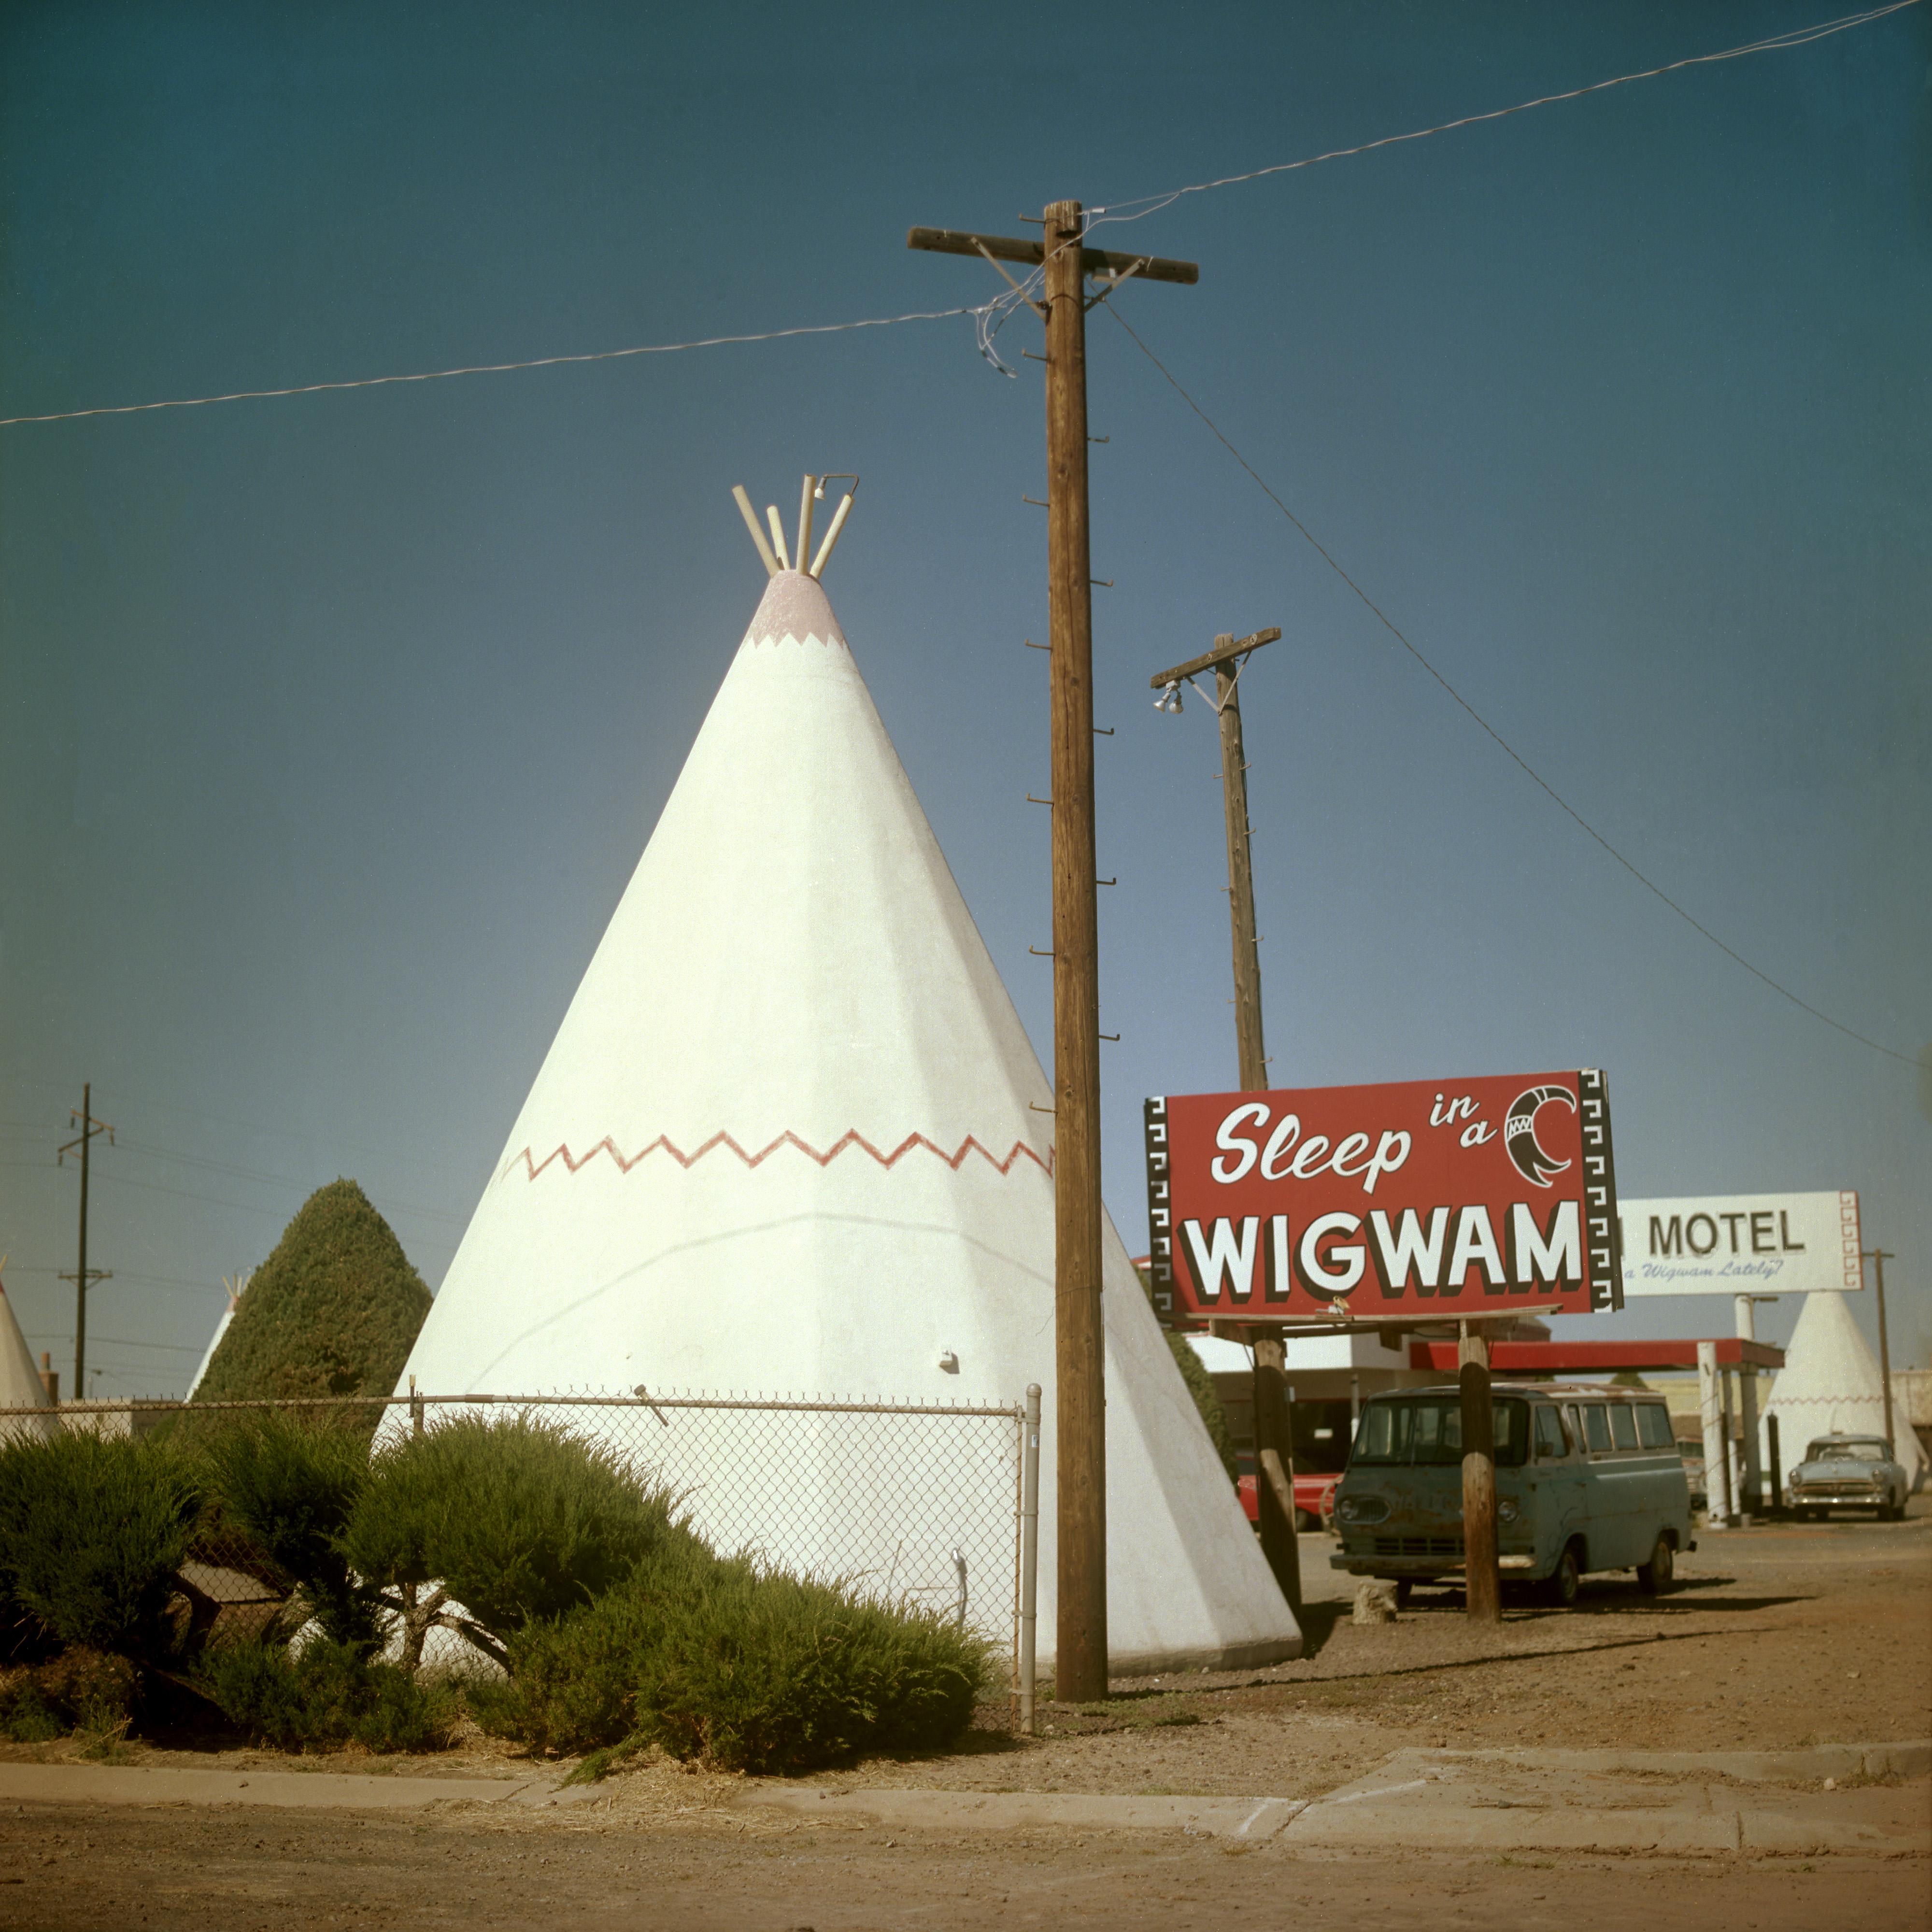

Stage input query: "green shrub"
[
  {"left": 343, "top": 1414, "right": 691, "bottom": 1667},
  {"left": 193, "top": 1413, "right": 378, "bottom": 1648},
  {"left": 194, "top": 1179, "right": 430, "bottom": 1407},
  {"left": 469, "top": 1540, "right": 717, "bottom": 1755},
  {"left": 199, "top": 1638, "right": 455, "bottom": 1753},
  {"left": 635, "top": 1566, "right": 988, "bottom": 1774},
  {"left": 477, "top": 1542, "right": 988, "bottom": 1775},
  {"left": 0, "top": 1434, "right": 201, "bottom": 1665}
]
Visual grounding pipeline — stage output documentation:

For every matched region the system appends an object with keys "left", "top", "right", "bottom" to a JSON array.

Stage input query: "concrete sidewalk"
[
  {"left": 737, "top": 1740, "right": 1932, "bottom": 1856},
  {"left": 3, "top": 1742, "right": 1926, "bottom": 1857}
]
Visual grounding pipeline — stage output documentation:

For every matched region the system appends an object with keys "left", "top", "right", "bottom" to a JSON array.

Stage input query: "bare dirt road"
[{"left": 0, "top": 1511, "right": 1925, "bottom": 1931}]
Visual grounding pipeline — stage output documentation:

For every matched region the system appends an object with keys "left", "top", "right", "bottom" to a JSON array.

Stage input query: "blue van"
[{"left": 1329, "top": 1382, "right": 1695, "bottom": 1606}]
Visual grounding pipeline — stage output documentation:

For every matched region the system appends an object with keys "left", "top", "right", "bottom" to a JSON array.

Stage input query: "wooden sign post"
[
  {"left": 909, "top": 209, "right": 1198, "bottom": 1704},
  {"left": 1458, "top": 1321, "right": 1501, "bottom": 1623}
]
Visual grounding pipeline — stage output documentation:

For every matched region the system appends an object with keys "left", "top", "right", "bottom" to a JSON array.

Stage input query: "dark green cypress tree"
[{"left": 194, "top": 1180, "right": 431, "bottom": 1404}]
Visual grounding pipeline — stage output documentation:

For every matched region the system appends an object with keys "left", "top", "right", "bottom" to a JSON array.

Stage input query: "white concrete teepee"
[
  {"left": 400, "top": 519, "right": 1300, "bottom": 1672},
  {"left": 1765, "top": 1292, "right": 1925, "bottom": 1487},
  {"left": 0, "top": 1273, "right": 60, "bottom": 1442},
  {"left": 186, "top": 1274, "right": 247, "bottom": 1400}
]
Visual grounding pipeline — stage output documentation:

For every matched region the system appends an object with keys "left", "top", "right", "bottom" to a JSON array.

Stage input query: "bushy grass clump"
[
  {"left": 467, "top": 1539, "right": 714, "bottom": 1755},
  {"left": 473, "top": 1545, "right": 989, "bottom": 1776},
  {"left": 0, "top": 1433, "right": 201, "bottom": 1665},
  {"left": 342, "top": 1414, "right": 693, "bottom": 1667},
  {"left": 199, "top": 1638, "right": 456, "bottom": 1754},
  {"left": 635, "top": 1566, "right": 987, "bottom": 1774},
  {"left": 0, "top": 1650, "right": 139, "bottom": 1743}
]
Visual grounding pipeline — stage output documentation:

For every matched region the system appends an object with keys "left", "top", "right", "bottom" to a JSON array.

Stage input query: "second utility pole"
[
  {"left": 1149, "top": 627, "right": 1298, "bottom": 1608},
  {"left": 1863, "top": 1247, "right": 1897, "bottom": 1451},
  {"left": 909, "top": 204, "right": 1197, "bottom": 1702}
]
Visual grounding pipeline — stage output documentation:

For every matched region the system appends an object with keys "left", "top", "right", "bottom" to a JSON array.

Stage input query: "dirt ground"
[{"left": 0, "top": 1510, "right": 1925, "bottom": 1930}]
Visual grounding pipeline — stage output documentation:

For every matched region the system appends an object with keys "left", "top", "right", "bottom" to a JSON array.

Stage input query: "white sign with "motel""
[{"left": 1617, "top": 1190, "right": 1861, "bottom": 1296}]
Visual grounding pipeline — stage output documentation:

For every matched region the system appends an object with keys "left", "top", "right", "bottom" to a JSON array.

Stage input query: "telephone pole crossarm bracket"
[
  {"left": 907, "top": 227, "right": 1198, "bottom": 286},
  {"left": 1148, "top": 626, "right": 1282, "bottom": 691},
  {"left": 971, "top": 242, "right": 1048, "bottom": 318},
  {"left": 1083, "top": 259, "right": 1143, "bottom": 312}
]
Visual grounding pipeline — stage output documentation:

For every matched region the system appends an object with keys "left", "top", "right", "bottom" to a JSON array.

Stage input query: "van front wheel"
[
  {"left": 1542, "top": 1543, "right": 1580, "bottom": 1609},
  {"left": 1636, "top": 1534, "right": 1675, "bottom": 1595}
]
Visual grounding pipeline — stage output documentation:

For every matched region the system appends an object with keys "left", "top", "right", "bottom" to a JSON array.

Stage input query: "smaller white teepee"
[
  {"left": 1765, "top": 1293, "right": 1926, "bottom": 1488},
  {"left": 0, "top": 1268, "right": 61, "bottom": 1442},
  {"left": 186, "top": 1273, "right": 249, "bottom": 1399}
]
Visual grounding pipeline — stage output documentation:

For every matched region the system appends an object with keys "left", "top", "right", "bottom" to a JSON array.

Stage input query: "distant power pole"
[
  {"left": 910, "top": 207, "right": 1198, "bottom": 1703},
  {"left": 1148, "top": 628, "right": 1300, "bottom": 1608},
  {"left": 1862, "top": 1248, "right": 1897, "bottom": 1449},
  {"left": 57, "top": 1082, "right": 114, "bottom": 1400}
]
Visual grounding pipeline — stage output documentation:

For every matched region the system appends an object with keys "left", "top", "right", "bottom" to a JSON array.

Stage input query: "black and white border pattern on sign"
[
  {"left": 1142, "top": 1095, "right": 1175, "bottom": 1323},
  {"left": 1577, "top": 1067, "right": 1623, "bottom": 1312}
]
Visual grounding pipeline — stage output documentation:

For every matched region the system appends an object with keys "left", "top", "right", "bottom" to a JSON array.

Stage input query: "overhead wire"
[
  {"left": 2, "top": 2, "right": 1914, "bottom": 428},
  {"left": 1081, "top": 1, "right": 1925, "bottom": 233},
  {"left": 0, "top": 304, "right": 992, "bottom": 428},
  {"left": 1105, "top": 303, "right": 1918, "bottom": 1072}
]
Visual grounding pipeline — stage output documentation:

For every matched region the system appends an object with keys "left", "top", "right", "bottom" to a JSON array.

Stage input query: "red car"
[{"left": 1236, "top": 1456, "right": 1340, "bottom": 1532}]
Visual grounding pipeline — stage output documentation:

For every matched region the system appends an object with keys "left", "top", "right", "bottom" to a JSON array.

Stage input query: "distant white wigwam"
[
  {"left": 0, "top": 1272, "right": 60, "bottom": 1442},
  {"left": 399, "top": 493, "right": 1299, "bottom": 1671},
  {"left": 1765, "top": 1291, "right": 1925, "bottom": 1487},
  {"left": 186, "top": 1272, "right": 248, "bottom": 1400}
]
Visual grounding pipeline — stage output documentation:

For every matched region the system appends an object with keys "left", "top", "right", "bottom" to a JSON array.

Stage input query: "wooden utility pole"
[
  {"left": 57, "top": 1083, "right": 114, "bottom": 1400},
  {"left": 910, "top": 209, "right": 1198, "bottom": 1704},
  {"left": 1147, "top": 627, "right": 1296, "bottom": 1606},
  {"left": 1459, "top": 1321, "right": 1501, "bottom": 1622},
  {"left": 1863, "top": 1248, "right": 1897, "bottom": 1449}
]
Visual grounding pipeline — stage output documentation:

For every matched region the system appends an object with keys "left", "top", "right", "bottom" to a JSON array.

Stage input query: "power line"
[
  {"left": 109, "top": 1134, "right": 464, "bottom": 1221},
  {"left": 1084, "top": 2, "right": 1925, "bottom": 231},
  {"left": 0, "top": 304, "right": 989, "bottom": 429},
  {"left": 5, "top": 2, "right": 1915, "bottom": 434},
  {"left": 6, "top": 1157, "right": 464, "bottom": 1226},
  {"left": 23, "top": 1332, "right": 203, "bottom": 1354},
  {"left": 1106, "top": 305, "right": 1917, "bottom": 1071}
]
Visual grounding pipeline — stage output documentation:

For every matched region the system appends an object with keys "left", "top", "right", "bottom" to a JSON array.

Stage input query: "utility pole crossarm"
[
  {"left": 1149, "top": 627, "right": 1282, "bottom": 691},
  {"left": 907, "top": 227, "right": 1199, "bottom": 286}
]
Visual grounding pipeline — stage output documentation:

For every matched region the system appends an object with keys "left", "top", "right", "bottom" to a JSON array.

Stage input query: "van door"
[
  {"left": 1580, "top": 1401, "right": 1648, "bottom": 1566},
  {"left": 1531, "top": 1403, "right": 1585, "bottom": 1576}
]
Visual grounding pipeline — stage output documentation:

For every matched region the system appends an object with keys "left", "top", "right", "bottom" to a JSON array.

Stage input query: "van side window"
[
  {"left": 1609, "top": 1405, "right": 1639, "bottom": 1451},
  {"left": 1534, "top": 1406, "right": 1567, "bottom": 1460},
  {"left": 1582, "top": 1405, "right": 1613, "bottom": 1453},
  {"left": 1636, "top": 1404, "right": 1675, "bottom": 1450}
]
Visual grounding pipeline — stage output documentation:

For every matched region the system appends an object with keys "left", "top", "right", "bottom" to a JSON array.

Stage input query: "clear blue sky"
[{"left": 2, "top": 1, "right": 1926, "bottom": 1397}]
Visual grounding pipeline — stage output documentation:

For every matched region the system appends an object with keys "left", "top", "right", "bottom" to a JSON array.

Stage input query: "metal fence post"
[{"left": 1019, "top": 1383, "right": 1041, "bottom": 1736}]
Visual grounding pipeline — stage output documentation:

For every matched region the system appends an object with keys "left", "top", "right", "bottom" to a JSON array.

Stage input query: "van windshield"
[{"left": 1351, "top": 1397, "right": 1530, "bottom": 1469}]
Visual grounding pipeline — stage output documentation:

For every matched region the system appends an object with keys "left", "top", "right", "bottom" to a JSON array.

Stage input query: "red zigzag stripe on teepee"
[{"left": 503, "top": 1130, "right": 1054, "bottom": 1183}]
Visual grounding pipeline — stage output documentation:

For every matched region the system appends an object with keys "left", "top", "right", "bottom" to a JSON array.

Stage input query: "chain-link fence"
[{"left": 0, "top": 1388, "right": 1041, "bottom": 1714}]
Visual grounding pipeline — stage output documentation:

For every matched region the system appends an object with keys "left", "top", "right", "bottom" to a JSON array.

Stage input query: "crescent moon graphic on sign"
[{"left": 1504, "top": 1085, "right": 1576, "bottom": 1188}]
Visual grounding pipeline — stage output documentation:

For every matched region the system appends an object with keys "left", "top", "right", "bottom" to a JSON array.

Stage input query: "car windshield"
[
  {"left": 1350, "top": 1397, "right": 1530, "bottom": 1469},
  {"left": 1807, "top": 1440, "right": 1887, "bottom": 1462}
]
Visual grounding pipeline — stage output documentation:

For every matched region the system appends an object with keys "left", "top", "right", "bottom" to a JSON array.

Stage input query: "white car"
[{"left": 1787, "top": 1435, "right": 1910, "bottom": 1520}]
